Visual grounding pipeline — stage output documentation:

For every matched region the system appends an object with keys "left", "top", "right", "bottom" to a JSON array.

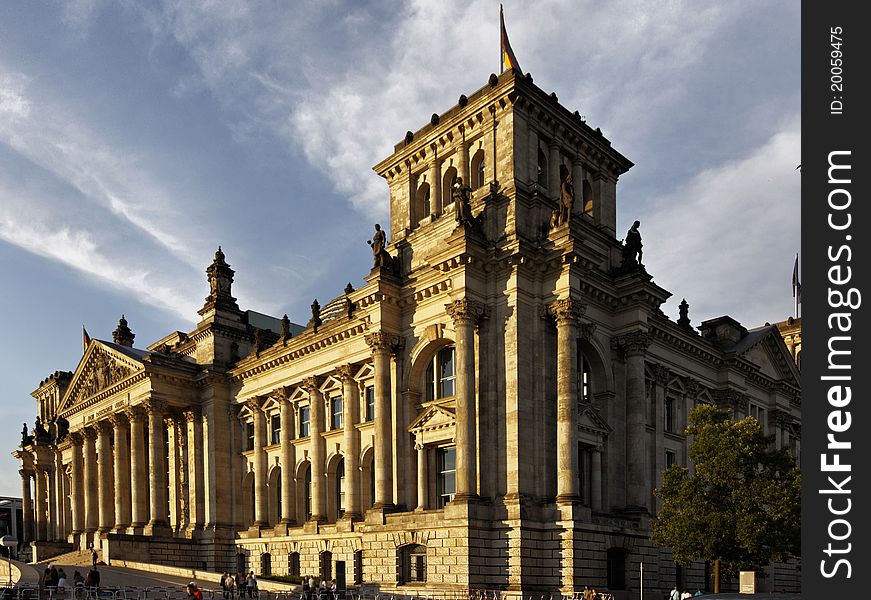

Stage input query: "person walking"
[
  {"left": 91, "top": 547, "right": 98, "bottom": 568},
  {"left": 670, "top": 586, "right": 680, "bottom": 600},
  {"left": 246, "top": 571, "right": 258, "bottom": 599}
]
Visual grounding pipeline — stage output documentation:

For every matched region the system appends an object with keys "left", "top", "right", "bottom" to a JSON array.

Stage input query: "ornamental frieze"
[{"left": 78, "top": 349, "right": 134, "bottom": 401}]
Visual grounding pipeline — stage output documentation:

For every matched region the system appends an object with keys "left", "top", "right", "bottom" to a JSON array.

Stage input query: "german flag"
[
  {"left": 83, "top": 325, "right": 91, "bottom": 353},
  {"left": 500, "top": 5, "right": 523, "bottom": 75}
]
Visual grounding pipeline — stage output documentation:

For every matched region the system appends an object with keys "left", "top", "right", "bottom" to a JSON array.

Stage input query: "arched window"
[
  {"left": 236, "top": 553, "right": 246, "bottom": 574},
  {"left": 425, "top": 346, "right": 456, "bottom": 402},
  {"left": 336, "top": 458, "right": 346, "bottom": 518},
  {"left": 442, "top": 166, "right": 458, "bottom": 210},
  {"left": 582, "top": 179, "right": 594, "bottom": 216},
  {"left": 415, "top": 182, "right": 431, "bottom": 225},
  {"left": 470, "top": 150, "right": 485, "bottom": 189},
  {"left": 537, "top": 148, "right": 548, "bottom": 187},
  {"left": 320, "top": 550, "right": 333, "bottom": 580},
  {"left": 261, "top": 552, "right": 272, "bottom": 576},
  {"left": 399, "top": 544, "right": 427, "bottom": 584}
]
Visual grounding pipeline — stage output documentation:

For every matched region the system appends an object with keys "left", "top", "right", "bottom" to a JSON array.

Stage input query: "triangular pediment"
[
  {"left": 58, "top": 341, "right": 145, "bottom": 415},
  {"left": 408, "top": 403, "right": 456, "bottom": 434},
  {"left": 578, "top": 404, "right": 612, "bottom": 436},
  {"left": 738, "top": 328, "right": 800, "bottom": 386}
]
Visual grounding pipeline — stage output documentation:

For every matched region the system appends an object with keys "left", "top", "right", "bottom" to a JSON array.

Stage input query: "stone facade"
[{"left": 12, "top": 70, "right": 801, "bottom": 597}]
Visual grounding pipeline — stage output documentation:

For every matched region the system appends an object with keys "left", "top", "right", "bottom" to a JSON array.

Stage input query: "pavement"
[{"left": 27, "top": 562, "right": 222, "bottom": 591}]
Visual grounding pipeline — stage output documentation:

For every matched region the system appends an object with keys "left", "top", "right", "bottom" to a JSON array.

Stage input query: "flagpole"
[
  {"left": 795, "top": 253, "right": 799, "bottom": 319},
  {"left": 499, "top": 4, "right": 504, "bottom": 74}
]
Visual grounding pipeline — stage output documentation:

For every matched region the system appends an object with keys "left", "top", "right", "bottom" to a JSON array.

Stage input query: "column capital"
[
  {"left": 95, "top": 420, "right": 113, "bottom": 435},
  {"left": 335, "top": 364, "right": 356, "bottom": 384},
  {"left": 244, "top": 397, "right": 265, "bottom": 413},
  {"left": 548, "top": 298, "right": 586, "bottom": 324},
  {"left": 302, "top": 376, "right": 324, "bottom": 394},
  {"left": 81, "top": 427, "right": 97, "bottom": 442},
  {"left": 162, "top": 414, "right": 180, "bottom": 429},
  {"left": 364, "top": 331, "right": 402, "bottom": 353},
  {"left": 182, "top": 407, "right": 202, "bottom": 423},
  {"left": 445, "top": 298, "right": 487, "bottom": 325},
  {"left": 651, "top": 363, "right": 671, "bottom": 386},
  {"left": 68, "top": 431, "right": 84, "bottom": 446},
  {"left": 107, "top": 412, "right": 129, "bottom": 428},
  {"left": 144, "top": 398, "right": 167, "bottom": 416},
  {"left": 125, "top": 405, "right": 147, "bottom": 423},
  {"left": 269, "top": 387, "right": 290, "bottom": 404},
  {"left": 414, "top": 442, "right": 425, "bottom": 451},
  {"left": 611, "top": 331, "right": 651, "bottom": 356},
  {"left": 19, "top": 468, "right": 33, "bottom": 480}
]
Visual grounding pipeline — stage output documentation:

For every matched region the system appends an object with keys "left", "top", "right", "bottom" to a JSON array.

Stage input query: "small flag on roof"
[
  {"left": 83, "top": 326, "right": 91, "bottom": 353},
  {"left": 500, "top": 5, "right": 523, "bottom": 75}
]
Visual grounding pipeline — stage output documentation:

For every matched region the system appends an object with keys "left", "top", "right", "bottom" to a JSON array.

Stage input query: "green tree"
[{"left": 651, "top": 404, "right": 800, "bottom": 587}]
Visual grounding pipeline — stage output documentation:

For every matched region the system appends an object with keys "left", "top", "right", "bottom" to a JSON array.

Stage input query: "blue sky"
[{"left": 0, "top": 1, "right": 800, "bottom": 496}]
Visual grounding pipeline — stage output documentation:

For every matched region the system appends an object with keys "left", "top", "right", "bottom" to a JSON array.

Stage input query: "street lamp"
[{"left": 0, "top": 535, "right": 16, "bottom": 586}]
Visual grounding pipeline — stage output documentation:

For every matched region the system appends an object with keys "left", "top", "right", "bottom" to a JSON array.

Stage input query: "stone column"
[
  {"left": 458, "top": 126, "right": 470, "bottom": 188},
  {"left": 33, "top": 467, "right": 47, "bottom": 541},
  {"left": 145, "top": 399, "right": 170, "bottom": 533},
  {"left": 303, "top": 378, "right": 327, "bottom": 521},
  {"left": 248, "top": 398, "right": 269, "bottom": 528},
  {"left": 165, "top": 415, "right": 182, "bottom": 531},
  {"left": 126, "top": 406, "right": 148, "bottom": 530},
  {"left": 365, "top": 333, "right": 399, "bottom": 510},
  {"left": 183, "top": 408, "right": 206, "bottom": 532},
  {"left": 416, "top": 443, "right": 428, "bottom": 511},
  {"left": 277, "top": 393, "right": 297, "bottom": 525},
  {"left": 51, "top": 452, "right": 65, "bottom": 540},
  {"left": 621, "top": 331, "right": 651, "bottom": 509},
  {"left": 548, "top": 140, "right": 561, "bottom": 197},
  {"left": 428, "top": 157, "right": 440, "bottom": 216},
  {"left": 337, "top": 365, "right": 362, "bottom": 519},
  {"left": 69, "top": 433, "right": 84, "bottom": 535},
  {"left": 96, "top": 420, "right": 114, "bottom": 532},
  {"left": 20, "top": 470, "right": 33, "bottom": 543},
  {"left": 82, "top": 428, "right": 98, "bottom": 533},
  {"left": 46, "top": 463, "right": 58, "bottom": 540},
  {"left": 590, "top": 446, "right": 603, "bottom": 512},
  {"left": 108, "top": 414, "right": 131, "bottom": 531},
  {"left": 572, "top": 157, "right": 585, "bottom": 214},
  {"left": 550, "top": 298, "right": 583, "bottom": 504},
  {"left": 446, "top": 298, "right": 486, "bottom": 500}
]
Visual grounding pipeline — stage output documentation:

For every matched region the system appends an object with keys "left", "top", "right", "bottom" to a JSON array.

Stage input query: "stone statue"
[
  {"left": 558, "top": 173, "right": 574, "bottom": 225},
  {"left": 280, "top": 314, "right": 290, "bottom": 341},
  {"left": 368, "top": 224, "right": 391, "bottom": 269},
  {"left": 452, "top": 176, "right": 473, "bottom": 226},
  {"left": 678, "top": 299, "right": 691, "bottom": 329},
  {"left": 621, "top": 220, "right": 643, "bottom": 267},
  {"left": 21, "top": 423, "right": 28, "bottom": 444},
  {"left": 311, "top": 299, "right": 322, "bottom": 333},
  {"left": 34, "top": 416, "right": 49, "bottom": 443}
]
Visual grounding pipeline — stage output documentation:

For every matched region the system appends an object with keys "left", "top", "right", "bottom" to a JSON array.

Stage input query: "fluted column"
[
  {"left": 145, "top": 399, "right": 170, "bottom": 532},
  {"left": 183, "top": 408, "right": 205, "bottom": 531},
  {"left": 549, "top": 298, "right": 583, "bottom": 504},
  {"left": 69, "top": 433, "right": 84, "bottom": 534},
  {"left": 591, "top": 446, "right": 603, "bottom": 512},
  {"left": 428, "top": 156, "right": 440, "bottom": 216},
  {"left": 46, "top": 463, "right": 58, "bottom": 540},
  {"left": 33, "top": 467, "right": 47, "bottom": 541},
  {"left": 82, "top": 428, "right": 98, "bottom": 533},
  {"left": 277, "top": 393, "right": 296, "bottom": 525},
  {"left": 303, "top": 378, "right": 327, "bottom": 521},
  {"left": 338, "top": 365, "right": 361, "bottom": 519},
  {"left": 53, "top": 450, "right": 67, "bottom": 539},
  {"left": 108, "top": 414, "right": 131, "bottom": 531},
  {"left": 416, "top": 443, "right": 428, "bottom": 511},
  {"left": 248, "top": 398, "right": 269, "bottom": 527},
  {"left": 96, "top": 420, "right": 114, "bottom": 532},
  {"left": 365, "top": 333, "right": 400, "bottom": 510},
  {"left": 126, "top": 406, "right": 148, "bottom": 530},
  {"left": 620, "top": 331, "right": 651, "bottom": 509},
  {"left": 446, "top": 298, "right": 486, "bottom": 500},
  {"left": 20, "top": 470, "right": 33, "bottom": 543}
]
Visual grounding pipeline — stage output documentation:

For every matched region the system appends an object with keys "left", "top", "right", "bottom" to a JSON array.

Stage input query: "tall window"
[
  {"left": 261, "top": 552, "right": 272, "bottom": 576},
  {"left": 400, "top": 544, "right": 427, "bottom": 584},
  {"left": 246, "top": 422, "right": 255, "bottom": 451},
  {"left": 664, "top": 397, "right": 675, "bottom": 432},
  {"left": 749, "top": 403, "right": 765, "bottom": 426},
  {"left": 320, "top": 551, "right": 333, "bottom": 581},
  {"left": 353, "top": 550, "right": 363, "bottom": 585},
  {"left": 336, "top": 459, "right": 346, "bottom": 518},
  {"left": 270, "top": 413, "right": 281, "bottom": 445},
  {"left": 470, "top": 150, "right": 485, "bottom": 189},
  {"left": 443, "top": 167, "right": 458, "bottom": 210},
  {"left": 415, "top": 182, "right": 431, "bottom": 225},
  {"left": 537, "top": 148, "right": 548, "bottom": 187},
  {"left": 290, "top": 552, "right": 301, "bottom": 577},
  {"left": 665, "top": 450, "right": 676, "bottom": 469},
  {"left": 436, "top": 446, "right": 456, "bottom": 507},
  {"left": 425, "top": 346, "right": 456, "bottom": 402},
  {"left": 577, "top": 346, "right": 592, "bottom": 403},
  {"left": 331, "top": 395, "right": 343, "bottom": 429},
  {"left": 607, "top": 547, "right": 627, "bottom": 590},
  {"left": 299, "top": 406, "right": 311, "bottom": 438},
  {"left": 365, "top": 386, "right": 375, "bottom": 421}
]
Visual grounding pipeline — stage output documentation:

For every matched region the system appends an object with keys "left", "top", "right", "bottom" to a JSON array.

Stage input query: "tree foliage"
[{"left": 651, "top": 403, "right": 800, "bottom": 577}]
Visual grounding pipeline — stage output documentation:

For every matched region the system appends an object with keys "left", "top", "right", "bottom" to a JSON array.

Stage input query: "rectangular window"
[
  {"left": 664, "top": 397, "right": 675, "bottom": 432},
  {"left": 290, "top": 552, "right": 301, "bottom": 577},
  {"left": 270, "top": 413, "right": 281, "bottom": 445},
  {"left": 436, "top": 446, "right": 456, "bottom": 507},
  {"left": 299, "top": 406, "right": 311, "bottom": 438},
  {"left": 749, "top": 403, "right": 765, "bottom": 426},
  {"left": 331, "top": 395, "right": 343, "bottom": 429},
  {"left": 246, "top": 422, "right": 255, "bottom": 451},
  {"left": 365, "top": 386, "right": 375, "bottom": 422},
  {"left": 438, "top": 347, "right": 456, "bottom": 398},
  {"left": 665, "top": 450, "right": 676, "bottom": 469},
  {"left": 353, "top": 549, "right": 363, "bottom": 585}
]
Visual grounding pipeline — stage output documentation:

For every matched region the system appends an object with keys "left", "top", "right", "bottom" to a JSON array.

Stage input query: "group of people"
[
  {"left": 669, "top": 587, "right": 705, "bottom": 600},
  {"left": 42, "top": 563, "right": 101, "bottom": 594},
  {"left": 219, "top": 571, "right": 259, "bottom": 598},
  {"left": 301, "top": 575, "right": 339, "bottom": 600}
]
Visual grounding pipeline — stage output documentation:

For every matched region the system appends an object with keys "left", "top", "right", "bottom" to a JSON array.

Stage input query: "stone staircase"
[{"left": 33, "top": 548, "right": 100, "bottom": 567}]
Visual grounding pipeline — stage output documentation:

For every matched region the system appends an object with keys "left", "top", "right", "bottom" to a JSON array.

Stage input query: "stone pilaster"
[
  {"left": 303, "top": 377, "right": 327, "bottom": 522},
  {"left": 20, "top": 470, "right": 33, "bottom": 543},
  {"left": 125, "top": 406, "right": 148, "bottom": 531},
  {"left": 82, "top": 427, "right": 98, "bottom": 533},
  {"left": 165, "top": 414, "right": 182, "bottom": 532},
  {"left": 96, "top": 420, "right": 114, "bottom": 533},
  {"left": 33, "top": 467, "right": 47, "bottom": 541},
  {"left": 145, "top": 399, "right": 170, "bottom": 534},
  {"left": 183, "top": 408, "right": 206, "bottom": 533},
  {"left": 549, "top": 298, "right": 585, "bottom": 504},
  {"left": 590, "top": 446, "right": 603, "bottom": 512},
  {"left": 416, "top": 442, "right": 428, "bottom": 511},
  {"left": 614, "top": 331, "right": 651, "bottom": 509},
  {"left": 548, "top": 140, "right": 561, "bottom": 197},
  {"left": 446, "top": 298, "right": 486, "bottom": 500},
  {"left": 337, "top": 365, "right": 362, "bottom": 519},
  {"left": 365, "top": 332, "right": 401, "bottom": 510},
  {"left": 247, "top": 397, "right": 269, "bottom": 528}
]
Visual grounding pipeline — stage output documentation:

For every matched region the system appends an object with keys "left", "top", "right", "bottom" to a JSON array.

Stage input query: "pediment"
[
  {"left": 408, "top": 404, "right": 456, "bottom": 434},
  {"left": 738, "top": 329, "right": 800, "bottom": 386},
  {"left": 58, "top": 342, "right": 144, "bottom": 415},
  {"left": 578, "top": 404, "right": 612, "bottom": 436}
]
